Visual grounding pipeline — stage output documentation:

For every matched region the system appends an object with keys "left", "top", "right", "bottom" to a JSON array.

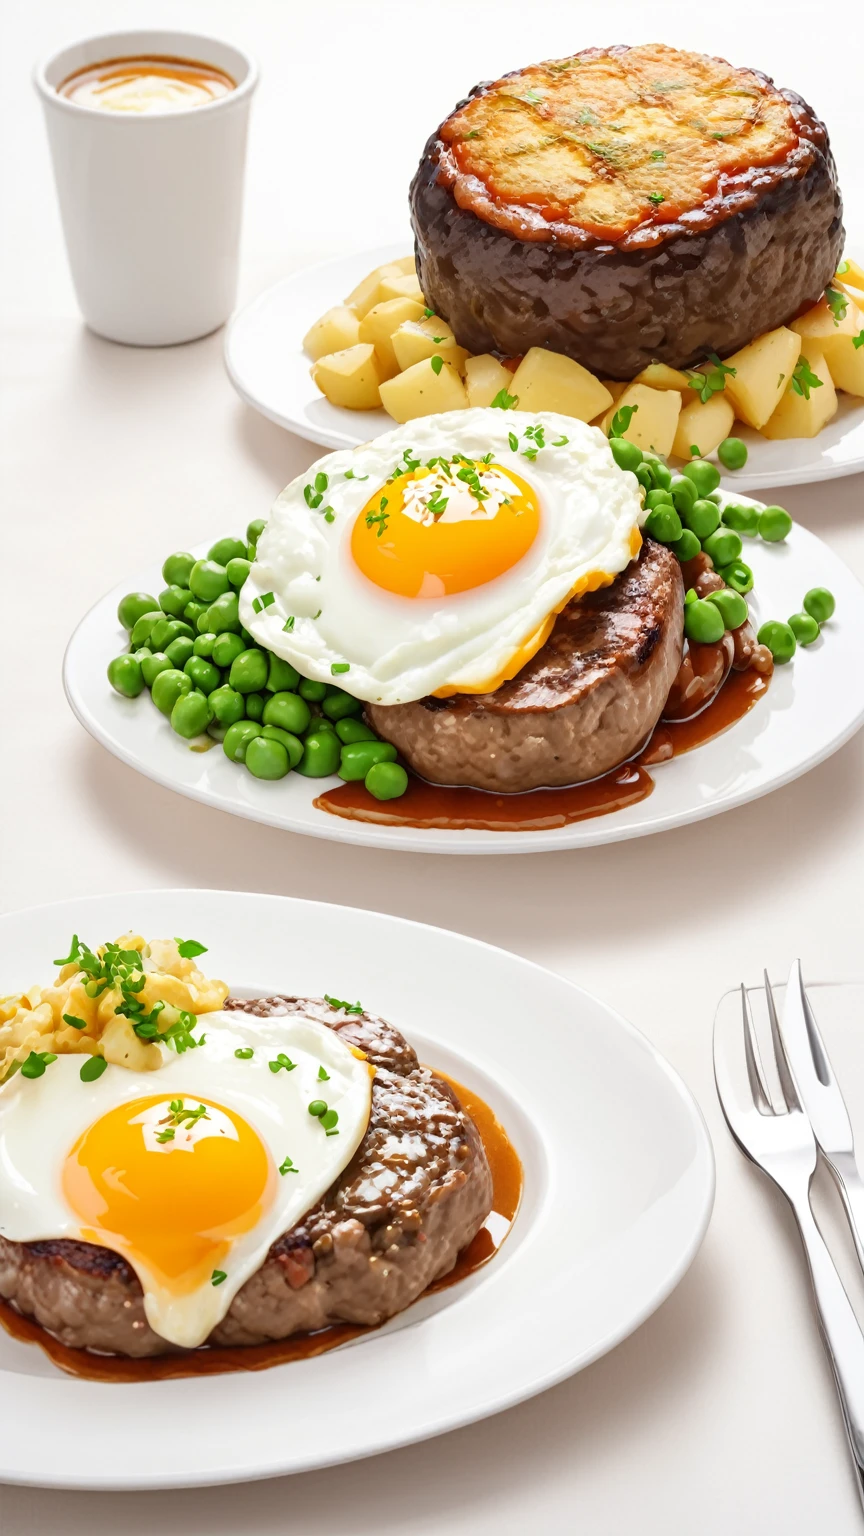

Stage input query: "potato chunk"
[
  {"left": 821, "top": 324, "right": 864, "bottom": 397},
  {"left": 379, "top": 357, "right": 469, "bottom": 422},
  {"left": 600, "top": 382, "right": 682, "bottom": 456},
  {"left": 672, "top": 392, "right": 735, "bottom": 460},
  {"left": 392, "top": 255, "right": 417, "bottom": 276},
  {"left": 761, "top": 351, "right": 838, "bottom": 439},
  {"left": 634, "top": 362, "right": 692, "bottom": 392},
  {"left": 600, "top": 379, "right": 628, "bottom": 403},
  {"left": 791, "top": 292, "right": 862, "bottom": 343},
  {"left": 465, "top": 354, "right": 515, "bottom": 408},
  {"left": 378, "top": 272, "right": 425, "bottom": 305},
  {"left": 722, "top": 327, "right": 801, "bottom": 429},
  {"left": 303, "top": 304, "right": 361, "bottom": 361},
  {"left": 358, "top": 297, "right": 427, "bottom": 370},
  {"left": 392, "top": 317, "right": 469, "bottom": 374},
  {"left": 344, "top": 262, "right": 404, "bottom": 319},
  {"left": 312, "top": 344, "right": 385, "bottom": 410},
  {"left": 509, "top": 347, "right": 613, "bottom": 420}
]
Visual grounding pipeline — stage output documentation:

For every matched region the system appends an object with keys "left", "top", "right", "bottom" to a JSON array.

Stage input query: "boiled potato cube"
[
  {"left": 761, "top": 350, "right": 837, "bottom": 439},
  {"left": 600, "top": 380, "right": 628, "bottom": 403},
  {"left": 509, "top": 347, "right": 613, "bottom": 421},
  {"left": 672, "top": 392, "right": 735, "bottom": 460},
  {"left": 303, "top": 304, "right": 361, "bottom": 361},
  {"left": 312, "top": 344, "right": 385, "bottom": 410},
  {"left": 600, "top": 383, "right": 681, "bottom": 456},
  {"left": 791, "top": 292, "right": 862, "bottom": 342},
  {"left": 634, "top": 362, "right": 691, "bottom": 392},
  {"left": 344, "top": 262, "right": 404, "bottom": 319},
  {"left": 358, "top": 297, "right": 427, "bottom": 370},
  {"left": 392, "top": 255, "right": 417, "bottom": 276},
  {"left": 465, "top": 354, "right": 515, "bottom": 408},
  {"left": 378, "top": 272, "right": 425, "bottom": 304},
  {"left": 837, "top": 257, "right": 864, "bottom": 290},
  {"left": 392, "top": 317, "right": 469, "bottom": 375},
  {"left": 379, "top": 357, "right": 469, "bottom": 422},
  {"left": 722, "top": 327, "right": 801, "bottom": 429},
  {"left": 821, "top": 324, "right": 864, "bottom": 396}
]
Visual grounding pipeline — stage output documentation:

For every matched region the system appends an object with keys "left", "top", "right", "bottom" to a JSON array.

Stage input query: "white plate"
[
  {"left": 64, "top": 515, "right": 864, "bottom": 854},
  {"left": 224, "top": 244, "right": 864, "bottom": 490},
  {"left": 0, "top": 889, "right": 714, "bottom": 1490}
]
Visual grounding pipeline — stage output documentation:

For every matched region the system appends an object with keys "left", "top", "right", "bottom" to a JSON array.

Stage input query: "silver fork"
[{"left": 714, "top": 983, "right": 864, "bottom": 1508}]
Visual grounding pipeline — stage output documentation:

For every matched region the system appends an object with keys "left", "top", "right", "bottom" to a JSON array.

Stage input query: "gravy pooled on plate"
[{"left": 58, "top": 55, "right": 235, "bottom": 114}]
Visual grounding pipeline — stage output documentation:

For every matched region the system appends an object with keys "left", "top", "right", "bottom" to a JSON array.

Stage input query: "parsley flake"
[
  {"left": 648, "top": 192, "right": 665, "bottom": 206},
  {"left": 508, "top": 432, "right": 519, "bottom": 452},
  {"left": 269, "top": 1053, "right": 297, "bottom": 1074},
  {"left": 430, "top": 355, "right": 444, "bottom": 375},
  {"left": 491, "top": 387, "right": 520, "bottom": 410},
  {"left": 825, "top": 286, "right": 849, "bottom": 326},
  {"left": 324, "top": 994, "right": 364, "bottom": 1015},
  {"left": 650, "top": 149, "right": 665, "bottom": 162},
  {"left": 853, "top": 331, "right": 864, "bottom": 351},
  {"left": 211, "top": 1270, "right": 227, "bottom": 1287},
  {"left": 283, "top": 616, "right": 295, "bottom": 632},
  {"left": 176, "top": 938, "right": 208, "bottom": 960},
  {"left": 234, "top": 1047, "right": 254, "bottom": 1059},
  {"left": 278, "top": 1155, "right": 298, "bottom": 1175},
  {"left": 331, "top": 662, "right": 350, "bottom": 675},
  {"left": 791, "top": 357, "right": 823, "bottom": 400},
  {"left": 610, "top": 403, "right": 639, "bottom": 437},
  {"left": 317, "top": 1065, "right": 330, "bottom": 1081}
]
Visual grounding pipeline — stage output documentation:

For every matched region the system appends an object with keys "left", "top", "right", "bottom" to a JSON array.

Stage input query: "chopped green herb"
[
  {"left": 314, "top": 472, "right": 329, "bottom": 493},
  {"left": 837, "top": 259, "right": 850, "bottom": 276},
  {"left": 522, "top": 447, "right": 538, "bottom": 461},
  {"left": 323, "top": 509, "right": 335, "bottom": 524},
  {"left": 491, "top": 387, "right": 520, "bottom": 410},
  {"left": 791, "top": 357, "right": 823, "bottom": 400},
  {"left": 423, "top": 307, "right": 436, "bottom": 319},
  {"left": 508, "top": 432, "right": 519, "bottom": 452},
  {"left": 269, "top": 1053, "right": 297, "bottom": 1074},
  {"left": 344, "top": 468, "right": 368, "bottom": 481},
  {"left": 320, "top": 1109, "right": 339, "bottom": 1132},
  {"left": 853, "top": 331, "right": 864, "bottom": 351},
  {"left": 278, "top": 1155, "right": 298, "bottom": 1175},
  {"left": 427, "top": 491, "right": 449, "bottom": 517},
  {"left": 648, "top": 192, "right": 665, "bottom": 207},
  {"left": 825, "top": 286, "right": 849, "bottom": 326},
  {"left": 176, "top": 938, "right": 208, "bottom": 960},
  {"left": 283, "top": 616, "right": 295, "bottom": 632},
  {"left": 331, "top": 662, "right": 350, "bottom": 675},
  {"left": 650, "top": 149, "right": 665, "bottom": 161},
  {"left": 690, "top": 444, "right": 702, "bottom": 458},
  {"left": 308, "top": 1099, "right": 328, "bottom": 1118},
  {"left": 62, "top": 1013, "right": 87, "bottom": 1030},
  {"left": 211, "top": 1270, "right": 227, "bottom": 1287},
  {"left": 687, "top": 353, "right": 736, "bottom": 404},
  {"left": 430, "top": 355, "right": 444, "bottom": 376},
  {"left": 234, "top": 1047, "right": 254, "bottom": 1059},
  {"left": 317, "top": 1065, "right": 330, "bottom": 1081},
  {"left": 314, "top": 609, "right": 322, "bottom": 620},
  {"left": 611, "top": 403, "right": 639, "bottom": 437},
  {"left": 53, "top": 935, "right": 82, "bottom": 967},
  {"left": 464, "top": 129, "right": 481, "bottom": 140},
  {"left": 324, "top": 994, "right": 364, "bottom": 1015},
  {"left": 304, "top": 485, "right": 323, "bottom": 509},
  {"left": 80, "top": 1056, "right": 108, "bottom": 1082},
  {"left": 20, "top": 1050, "right": 56, "bottom": 1079},
  {"left": 156, "top": 1128, "right": 175, "bottom": 1143},
  {"left": 552, "top": 434, "right": 569, "bottom": 447}
]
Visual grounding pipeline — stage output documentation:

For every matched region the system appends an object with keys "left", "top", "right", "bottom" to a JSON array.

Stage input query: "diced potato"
[
  {"left": 392, "top": 255, "right": 417, "bottom": 275},
  {"left": 791, "top": 293, "right": 862, "bottom": 342},
  {"left": 634, "top": 362, "right": 692, "bottom": 392},
  {"left": 509, "top": 347, "right": 613, "bottom": 421},
  {"left": 761, "top": 350, "right": 838, "bottom": 439},
  {"left": 600, "top": 383, "right": 682, "bottom": 456},
  {"left": 392, "top": 317, "right": 469, "bottom": 375},
  {"left": 821, "top": 324, "right": 864, "bottom": 396},
  {"left": 672, "top": 392, "right": 735, "bottom": 460},
  {"left": 311, "top": 343, "right": 386, "bottom": 410},
  {"left": 465, "top": 354, "right": 515, "bottom": 408},
  {"left": 378, "top": 273, "right": 425, "bottom": 304},
  {"left": 837, "top": 258, "right": 864, "bottom": 290},
  {"left": 344, "top": 262, "right": 404, "bottom": 319},
  {"left": 358, "top": 297, "right": 427, "bottom": 370},
  {"left": 722, "top": 327, "right": 801, "bottom": 429},
  {"left": 600, "top": 380, "right": 628, "bottom": 402},
  {"left": 302, "top": 304, "right": 361, "bottom": 361},
  {"left": 379, "top": 357, "right": 469, "bottom": 422}
]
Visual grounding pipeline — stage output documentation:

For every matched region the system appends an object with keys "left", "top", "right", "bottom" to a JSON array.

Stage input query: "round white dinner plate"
[
  {"left": 64, "top": 518, "right": 864, "bottom": 855},
  {"left": 224, "top": 244, "right": 864, "bottom": 491},
  {"left": 0, "top": 889, "right": 714, "bottom": 1490}
]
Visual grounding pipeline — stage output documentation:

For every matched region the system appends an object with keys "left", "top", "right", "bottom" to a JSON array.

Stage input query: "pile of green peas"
[
  {"left": 756, "top": 587, "right": 836, "bottom": 666},
  {"left": 107, "top": 522, "right": 409, "bottom": 802}
]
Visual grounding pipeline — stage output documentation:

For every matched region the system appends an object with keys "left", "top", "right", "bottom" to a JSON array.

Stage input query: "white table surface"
[{"left": 2, "top": 2, "right": 864, "bottom": 1531}]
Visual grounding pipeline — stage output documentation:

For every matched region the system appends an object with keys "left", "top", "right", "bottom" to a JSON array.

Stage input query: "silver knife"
[{"left": 775, "top": 959, "right": 864, "bottom": 1271}]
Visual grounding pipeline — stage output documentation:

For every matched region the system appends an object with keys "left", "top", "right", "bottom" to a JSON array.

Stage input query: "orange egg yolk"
[
  {"left": 62, "top": 1096, "right": 274, "bottom": 1295},
  {"left": 351, "top": 461, "right": 540, "bottom": 599}
]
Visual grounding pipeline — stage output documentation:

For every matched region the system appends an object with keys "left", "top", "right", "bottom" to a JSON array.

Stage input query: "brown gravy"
[
  {"left": 0, "top": 1074, "right": 522, "bottom": 1383},
  {"left": 315, "top": 666, "right": 769, "bottom": 832},
  {"left": 58, "top": 56, "right": 235, "bottom": 114}
]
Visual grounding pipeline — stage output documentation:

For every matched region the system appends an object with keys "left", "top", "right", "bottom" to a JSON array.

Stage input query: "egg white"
[
  {"left": 241, "top": 408, "right": 645, "bottom": 705},
  {"left": 0, "top": 1012, "right": 373, "bottom": 1349}
]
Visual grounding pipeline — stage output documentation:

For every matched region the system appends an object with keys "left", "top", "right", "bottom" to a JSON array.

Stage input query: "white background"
[{"left": 2, "top": 2, "right": 864, "bottom": 1532}]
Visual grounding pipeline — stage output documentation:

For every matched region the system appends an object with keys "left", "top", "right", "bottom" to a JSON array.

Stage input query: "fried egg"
[
  {"left": 241, "top": 408, "right": 644, "bottom": 704},
  {"left": 0, "top": 1011, "right": 373, "bottom": 1349}
]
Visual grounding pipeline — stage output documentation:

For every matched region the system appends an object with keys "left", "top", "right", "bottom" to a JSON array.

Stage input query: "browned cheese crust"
[{"left": 409, "top": 43, "right": 843, "bottom": 376}]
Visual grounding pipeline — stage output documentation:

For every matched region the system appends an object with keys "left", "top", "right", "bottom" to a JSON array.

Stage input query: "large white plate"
[
  {"left": 224, "top": 244, "right": 864, "bottom": 491},
  {"left": 0, "top": 889, "right": 714, "bottom": 1489},
  {"left": 63, "top": 516, "right": 864, "bottom": 854}
]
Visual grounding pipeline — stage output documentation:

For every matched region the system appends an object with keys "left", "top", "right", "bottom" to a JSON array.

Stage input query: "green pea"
[
  {"left": 158, "top": 585, "right": 193, "bottom": 617},
  {"left": 184, "top": 599, "right": 209, "bottom": 627},
  {"left": 684, "top": 588, "right": 698, "bottom": 606},
  {"left": 165, "top": 636, "right": 195, "bottom": 669},
  {"left": 295, "top": 731, "right": 341, "bottom": 777},
  {"left": 608, "top": 437, "right": 643, "bottom": 473},
  {"left": 208, "top": 537, "right": 248, "bottom": 566},
  {"left": 245, "top": 736, "right": 290, "bottom": 780},
  {"left": 706, "top": 588, "right": 749, "bottom": 630},
  {"left": 758, "top": 506, "right": 793, "bottom": 543},
  {"left": 247, "top": 518, "right": 267, "bottom": 546},
  {"left": 208, "top": 684, "right": 245, "bottom": 726},
  {"left": 245, "top": 692, "right": 265, "bottom": 721},
  {"left": 129, "top": 610, "right": 164, "bottom": 648},
  {"left": 184, "top": 656, "right": 221, "bottom": 695},
  {"left": 718, "top": 560, "right": 754, "bottom": 595},
  {"left": 141, "top": 652, "right": 172, "bottom": 688},
  {"left": 788, "top": 611, "right": 820, "bottom": 646},
  {"left": 718, "top": 437, "right": 748, "bottom": 471},
  {"left": 151, "top": 668, "right": 192, "bottom": 717},
  {"left": 260, "top": 725, "right": 304, "bottom": 768},
  {"left": 263, "top": 691, "right": 311, "bottom": 736},
  {"left": 298, "top": 678, "right": 327, "bottom": 702},
  {"left": 322, "top": 688, "right": 363, "bottom": 721},
  {"left": 267, "top": 654, "right": 301, "bottom": 693},
  {"left": 193, "top": 632, "right": 217, "bottom": 658},
  {"left": 669, "top": 529, "right": 701, "bottom": 563},
  {"left": 132, "top": 646, "right": 153, "bottom": 662},
  {"left": 707, "top": 491, "right": 723, "bottom": 505},
  {"left": 681, "top": 458, "right": 721, "bottom": 497},
  {"left": 229, "top": 648, "right": 269, "bottom": 693},
  {"left": 107, "top": 654, "right": 144, "bottom": 698},
  {"left": 683, "top": 498, "right": 721, "bottom": 540},
  {"left": 189, "top": 559, "right": 229, "bottom": 603},
  {"left": 336, "top": 717, "right": 376, "bottom": 744},
  {"left": 339, "top": 740, "right": 398, "bottom": 781},
  {"left": 635, "top": 463, "right": 653, "bottom": 491},
  {"left": 366, "top": 762, "right": 408, "bottom": 800},
  {"left": 804, "top": 587, "right": 835, "bottom": 624},
  {"left": 757, "top": 619, "right": 797, "bottom": 664},
  {"left": 151, "top": 617, "right": 193, "bottom": 651},
  {"left": 227, "top": 557, "right": 251, "bottom": 590},
  {"left": 197, "top": 609, "right": 215, "bottom": 634},
  {"left": 240, "top": 627, "right": 255, "bottom": 645},
  {"left": 171, "top": 691, "right": 212, "bottom": 738},
  {"left": 645, "top": 488, "right": 674, "bottom": 510},
  {"left": 247, "top": 542, "right": 258, "bottom": 561},
  {"left": 162, "top": 552, "right": 196, "bottom": 588},
  {"left": 309, "top": 713, "right": 337, "bottom": 734},
  {"left": 118, "top": 593, "right": 159, "bottom": 633},
  {"left": 702, "top": 529, "right": 743, "bottom": 568},
  {"left": 684, "top": 598, "right": 725, "bottom": 645},
  {"left": 647, "top": 458, "right": 672, "bottom": 492},
  {"left": 721, "top": 503, "right": 760, "bottom": 536},
  {"left": 645, "top": 505, "right": 683, "bottom": 544},
  {"left": 223, "top": 720, "right": 261, "bottom": 762},
  {"left": 206, "top": 591, "right": 241, "bottom": 635},
  {"left": 670, "top": 476, "right": 697, "bottom": 513},
  {"left": 212, "top": 633, "right": 246, "bottom": 668}
]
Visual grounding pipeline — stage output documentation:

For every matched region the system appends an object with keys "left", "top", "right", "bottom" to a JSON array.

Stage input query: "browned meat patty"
[
  {"left": 410, "top": 45, "right": 843, "bottom": 378},
  {"left": 366, "top": 538, "right": 684, "bottom": 792},
  {"left": 0, "top": 998, "right": 492, "bottom": 1357}
]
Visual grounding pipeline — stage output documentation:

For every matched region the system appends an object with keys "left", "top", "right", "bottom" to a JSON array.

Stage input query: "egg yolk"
[
  {"left": 62, "top": 1096, "right": 274, "bottom": 1295},
  {"left": 352, "top": 461, "right": 540, "bottom": 599}
]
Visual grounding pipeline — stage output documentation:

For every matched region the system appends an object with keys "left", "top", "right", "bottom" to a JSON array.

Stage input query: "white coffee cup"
[{"left": 34, "top": 31, "right": 259, "bottom": 346}]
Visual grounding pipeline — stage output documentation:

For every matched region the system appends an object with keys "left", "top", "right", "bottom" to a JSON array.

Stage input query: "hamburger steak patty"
[
  {"left": 366, "top": 537, "right": 684, "bottom": 792},
  {"left": 0, "top": 998, "right": 493, "bottom": 1357}
]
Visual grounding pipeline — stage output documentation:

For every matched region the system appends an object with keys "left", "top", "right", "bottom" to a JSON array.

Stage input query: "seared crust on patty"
[
  {"left": 366, "top": 538, "right": 684, "bottom": 792},
  {"left": 0, "top": 998, "right": 493, "bottom": 1357}
]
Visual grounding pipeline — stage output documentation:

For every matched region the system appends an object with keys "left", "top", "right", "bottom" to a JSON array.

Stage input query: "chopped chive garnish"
[
  {"left": 283, "top": 617, "right": 295, "bottom": 632},
  {"left": 317, "top": 1065, "right": 330, "bottom": 1081},
  {"left": 430, "top": 356, "right": 444, "bottom": 375},
  {"left": 314, "top": 471, "right": 329, "bottom": 493},
  {"left": 423, "top": 307, "right": 436, "bottom": 318},
  {"left": 314, "top": 609, "right": 322, "bottom": 620},
  {"left": 344, "top": 468, "right": 369, "bottom": 481},
  {"left": 324, "top": 994, "right": 364, "bottom": 1014},
  {"left": 508, "top": 432, "right": 519, "bottom": 451},
  {"left": 825, "top": 286, "right": 848, "bottom": 326},
  {"left": 268, "top": 1053, "right": 296, "bottom": 1074},
  {"left": 235, "top": 1047, "right": 254, "bottom": 1059},
  {"left": 331, "top": 662, "right": 350, "bottom": 675},
  {"left": 650, "top": 149, "right": 665, "bottom": 161},
  {"left": 211, "top": 1270, "right": 227, "bottom": 1286},
  {"left": 791, "top": 356, "right": 823, "bottom": 399},
  {"left": 278, "top": 1155, "right": 298, "bottom": 1175},
  {"left": 63, "top": 1013, "right": 87, "bottom": 1030},
  {"left": 80, "top": 1056, "right": 108, "bottom": 1082},
  {"left": 156, "top": 1128, "right": 175, "bottom": 1143},
  {"left": 648, "top": 191, "right": 665, "bottom": 206},
  {"left": 552, "top": 434, "right": 569, "bottom": 446},
  {"left": 176, "top": 938, "right": 208, "bottom": 960},
  {"left": 323, "top": 509, "right": 335, "bottom": 523}
]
